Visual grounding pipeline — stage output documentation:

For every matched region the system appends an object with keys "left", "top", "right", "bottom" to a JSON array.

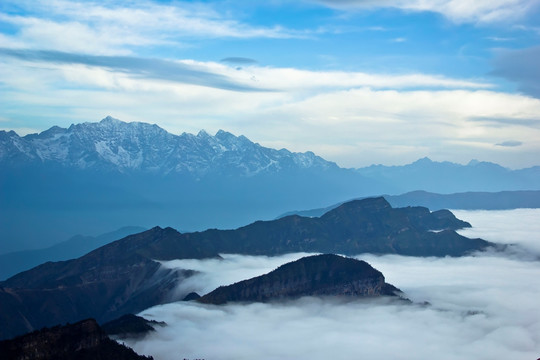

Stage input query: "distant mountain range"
[
  {"left": 0, "top": 198, "right": 490, "bottom": 340},
  {"left": 0, "top": 116, "right": 335, "bottom": 175},
  {"left": 1, "top": 116, "right": 538, "bottom": 253},
  {"left": 198, "top": 254, "right": 401, "bottom": 305},
  {"left": 356, "top": 157, "right": 540, "bottom": 194}
]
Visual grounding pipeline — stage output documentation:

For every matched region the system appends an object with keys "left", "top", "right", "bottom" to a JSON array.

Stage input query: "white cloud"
[
  {"left": 0, "top": 0, "right": 301, "bottom": 55},
  {"left": 201, "top": 61, "right": 492, "bottom": 91},
  {"left": 313, "top": 0, "right": 538, "bottom": 24},
  {"left": 454, "top": 209, "right": 540, "bottom": 255},
  {"left": 124, "top": 209, "right": 540, "bottom": 360}
]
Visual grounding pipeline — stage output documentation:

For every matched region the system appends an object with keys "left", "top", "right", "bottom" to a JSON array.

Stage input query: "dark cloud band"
[
  {"left": 492, "top": 46, "right": 540, "bottom": 99},
  {"left": 220, "top": 57, "right": 258, "bottom": 65},
  {"left": 0, "top": 48, "right": 270, "bottom": 92},
  {"left": 496, "top": 140, "right": 523, "bottom": 147}
]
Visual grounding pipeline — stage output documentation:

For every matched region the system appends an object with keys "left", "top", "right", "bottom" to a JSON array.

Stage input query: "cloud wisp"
[
  {"left": 311, "top": 0, "right": 539, "bottom": 24},
  {"left": 221, "top": 57, "right": 259, "bottom": 65},
  {"left": 0, "top": 0, "right": 301, "bottom": 55},
  {"left": 126, "top": 209, "right": 540, "bottom": 360},
  {"left": 495, "top": 140, "right": 523, "bottom": 147}
]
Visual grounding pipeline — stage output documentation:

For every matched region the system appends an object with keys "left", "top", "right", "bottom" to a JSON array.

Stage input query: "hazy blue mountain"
[
  {"left": 0, "top": 198, "right": 490, "bottom": 340},
  {"left": 0, "top": 226, "right": 146, "bottom": 281},
  {"left": 198, "top": 254, "right": 401, "bottom": 305},
  {"left": 356, "top": 157, "right": 540, "bottom": 194},
  {"left": 1, "top": 117, "right": 537, "bottom": 253},
  {"left": 278, "top": 190, "right": 540, "bottom": 219}
]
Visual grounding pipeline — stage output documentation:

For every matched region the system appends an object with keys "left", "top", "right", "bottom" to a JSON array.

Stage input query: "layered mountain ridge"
[
  {"left": 1, "top": 116, "right": 538, "bottom": 254},
  {"left": 0, "top": 197, "right": 491, "bottom": 340}
]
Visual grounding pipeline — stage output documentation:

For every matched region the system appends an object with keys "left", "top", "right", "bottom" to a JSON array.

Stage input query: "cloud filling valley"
[{"left": 126, "top": 209, "right": 540, "bottom": 360}]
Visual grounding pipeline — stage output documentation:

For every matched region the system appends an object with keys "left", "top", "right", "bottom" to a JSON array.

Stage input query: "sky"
[
  {"left": 1, "top": 0, "right": 540, "bottom": 168},
  {"left": 125, "top": 209, "right": 540, "bottom": 360}
]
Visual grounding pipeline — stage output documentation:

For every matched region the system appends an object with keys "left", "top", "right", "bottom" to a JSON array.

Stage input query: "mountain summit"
[
  {"left": 198, "top": 254, "right": 402, "bottom": 304},
  {"left": 0, "top": 116, "right": 336, "bottom": 176}
]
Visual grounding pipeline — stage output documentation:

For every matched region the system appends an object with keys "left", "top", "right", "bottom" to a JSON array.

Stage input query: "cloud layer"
[{"left": 126, "top": 209, "right": 540, "bottom": 360}]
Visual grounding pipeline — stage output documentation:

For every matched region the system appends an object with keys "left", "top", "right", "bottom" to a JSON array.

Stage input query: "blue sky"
[{"left": 1, "top": 0, "right": 540, "bottom": 168}]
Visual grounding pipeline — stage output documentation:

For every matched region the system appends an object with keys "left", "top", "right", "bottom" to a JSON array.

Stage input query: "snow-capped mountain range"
[{"left": 0, "top": 116, "right": 335, "bottom": 176}]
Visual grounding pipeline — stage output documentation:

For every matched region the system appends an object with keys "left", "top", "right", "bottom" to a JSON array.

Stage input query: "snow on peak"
[{"left": 0, "top": 117, "right": 336, "bottom": 175}]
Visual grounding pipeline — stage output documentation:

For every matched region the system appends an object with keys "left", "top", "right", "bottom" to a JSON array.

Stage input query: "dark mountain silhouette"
[
  {"left": 178, "top": 197, "right": 487, "bottom": 258},
  {"left": 0, "top": 318, "right": 152, "bottom": 360},
  {"left": 0, "top": 226, "right": 146, "bottom": 281},
  {"left": 0, "top": 198, "right": 491, "bottom": 340},
  {"left": 2, "top": 117, "right": 537, "bottom": 254},
  {"left": 0, "top": 227, "right": 204, "bottom": 340},
  {"left": 199, "top": 254, "right": 401, "bottom": 304},
  {"left": 102, "top": 314, "right": 164, "bottom": 339}
]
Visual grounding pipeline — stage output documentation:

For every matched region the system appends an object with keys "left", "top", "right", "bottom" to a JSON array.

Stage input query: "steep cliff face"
[
  {"left": 198, "top": 254, "right": 401, "bottom": 305},
  {"left": 0, "top": 319, "right": 152, "bottom": 360}
]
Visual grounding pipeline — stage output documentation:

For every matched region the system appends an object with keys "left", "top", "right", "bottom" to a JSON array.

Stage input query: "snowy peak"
[{"left": 0, "top": 117, "right": 337, "bottom": 176}]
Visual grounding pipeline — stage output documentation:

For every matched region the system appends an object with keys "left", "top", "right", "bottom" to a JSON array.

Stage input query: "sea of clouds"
[{"left": 126, "top": 209, "right": 540, "bottom": 360}]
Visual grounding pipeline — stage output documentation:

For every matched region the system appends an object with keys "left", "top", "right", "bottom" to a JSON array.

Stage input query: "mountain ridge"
[
  {"left": 0, "top": 116, "right": 337, "bottom": 176},
  {"left": 278, "top": 190, "right": 540, "bottom": 219}
]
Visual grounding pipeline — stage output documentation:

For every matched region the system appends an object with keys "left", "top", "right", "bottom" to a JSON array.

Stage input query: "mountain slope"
[
  {"left": 0, "top": 319, "right": 152, "bottom": 359},
  {"left": 0, "top": 226, "right": 146, "bottom": 281},
  {"left": 0, "top": 226, "right": 214, "bottom": 340},
  {"left": 198, "top": 254, "right": 401, "bottom": 304}
]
